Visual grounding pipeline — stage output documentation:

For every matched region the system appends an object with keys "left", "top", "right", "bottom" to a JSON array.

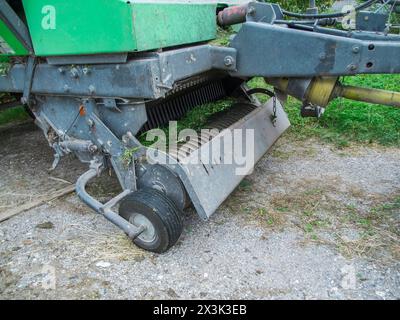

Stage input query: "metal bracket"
[
  {"left": 83, "top": 99, "right": 137, "bottom": 191},
  {"left": 210, "top": 46, "right": 238, "bottom": 71},
  {"left": 102, "top": 98, "right": 122, "bottom": 112},
  {"left": 21, "top": 56, "right": 37, "bottom": 107}
]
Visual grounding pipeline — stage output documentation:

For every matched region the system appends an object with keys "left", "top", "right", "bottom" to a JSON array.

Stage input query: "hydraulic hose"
[{"left": 281, "top": 0, "right": 380, "bottom": 19}]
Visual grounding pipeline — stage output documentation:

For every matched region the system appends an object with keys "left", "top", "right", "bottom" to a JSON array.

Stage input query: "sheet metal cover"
[{"left": 176, "top": 98, "right": 290, "bottom": 219}]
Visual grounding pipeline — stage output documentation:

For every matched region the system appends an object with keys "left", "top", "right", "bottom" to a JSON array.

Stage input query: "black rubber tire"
[{"left": 119, "top": 188, "right": 183, "bottom": 253}]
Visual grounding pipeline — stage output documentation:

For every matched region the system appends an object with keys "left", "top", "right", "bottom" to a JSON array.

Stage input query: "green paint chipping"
[{"left": 22, "top": 0, "right": 216, "bottom": 56}]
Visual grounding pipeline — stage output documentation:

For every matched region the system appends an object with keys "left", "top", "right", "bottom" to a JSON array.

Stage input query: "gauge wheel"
[{"left": 119, "top": 188, "right": 183, "bottom": 253}]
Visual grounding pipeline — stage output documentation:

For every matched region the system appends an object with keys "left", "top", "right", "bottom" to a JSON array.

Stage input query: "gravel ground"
[{"left": 0, "top": 121, "right": 399, "bottom": 300}]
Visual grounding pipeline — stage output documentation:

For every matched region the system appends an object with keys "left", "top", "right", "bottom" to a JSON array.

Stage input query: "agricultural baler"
[{"left": 1, "top": 0, "right": 399, "bottom": 252}]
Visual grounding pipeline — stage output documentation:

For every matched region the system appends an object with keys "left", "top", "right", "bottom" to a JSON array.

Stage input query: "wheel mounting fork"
[{"left": 75, "top": 161, "right": 147, "bottom": 240}]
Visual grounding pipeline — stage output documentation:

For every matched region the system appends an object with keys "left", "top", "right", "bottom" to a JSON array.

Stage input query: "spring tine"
[{"left": 140, "top": 80, "right": 230, "bottom": 134}]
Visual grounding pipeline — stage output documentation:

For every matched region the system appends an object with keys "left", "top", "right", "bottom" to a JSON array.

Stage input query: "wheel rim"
[{"left": 128, "top": 213, "right": 156, "bottom": 243}]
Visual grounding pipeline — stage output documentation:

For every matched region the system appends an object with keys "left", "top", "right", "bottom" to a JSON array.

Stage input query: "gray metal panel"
[
  {"left": 46, "top": 53, "right": 128, "bottom": 65},
  {"left": 356, "top": 11, "right": 388, "bottom": 32},
  {"left": 158, "top": 45, "right": 237, "bottom": 89},
  {"left": 230, "top": 22, "right": 400, "bottom": 77},
  {"left": 155, "top": 98, "right": 290, "bottom": 220},
  {"left": 97, "top": 103, "right": 147, "bottom": 138},
  {"left": 0, "top": 45, "right": 237, "bottom": 99},
  {"left": 0, "top": 58, "right": 161, "bottom": 99},
  {"left": 313, "top": 26, "right": 400, "bottom": 41}
]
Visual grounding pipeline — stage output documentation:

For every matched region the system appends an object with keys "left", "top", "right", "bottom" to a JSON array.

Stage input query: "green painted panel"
[
  {"left": 132, "top": 4, "right": 216, "bottom": 52},
  {"left": 22, "top": 0, "right": 217, "bottom": 57},
  {"left": 0, "top": 20, "right": 29, "bottom": 56},
  {"left": 22, "top": 0, "right": 136, "bottom": 56}
]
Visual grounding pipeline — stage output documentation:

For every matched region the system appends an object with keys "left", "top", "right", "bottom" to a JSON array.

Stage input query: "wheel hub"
[{"left": 128, "top": 213, "right": 156, "bottom": 243}]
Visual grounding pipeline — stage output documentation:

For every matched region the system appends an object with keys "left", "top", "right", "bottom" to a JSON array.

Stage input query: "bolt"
[
  {"left": 364, "top": 15, "right": 369, "bottom": 21},
  {"left": 126, "top": 131, "right": 134, "bottom": 140},
  {"left": 63, "top": 85, "right": 70, "bottom": 93},
  {"left": 347, "top": 64, "right": 358, "bottom": 71},
  {"left": 88, "top": 144, "right": 98, "bottom": 153},
  {"left": 319, "top": 53, "right": 327, "bottom": 61},
  {"left": 70, "top": 67, "right": 79, "bottom": 78},
  {"left": 87, "top": 119, "right": 94, "bottom": 128},
  {"left": 224, "top": 56, "right": 234, "bottom": 67},
  {"left": 88, "top": 85, "right": 96, "bottom": 94},
  {"left": 352, "top": 46, "right": 360, "bottom": 54},
  {"left": 82, "top": 67, "right": 90, "bottom": 75},
  {"left": 20, "top": 97, "right": 28, "bottom": 105},
  {"left": 58, "top": 67, "right": 65, "bottom": 74}
]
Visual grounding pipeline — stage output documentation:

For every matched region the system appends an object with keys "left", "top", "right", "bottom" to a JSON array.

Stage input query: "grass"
[
  {"left": 138, "top": 98, "right": 235, "bottom": 147},
  {"left": 210, "top": 27, "right": 234, "bottom": 47},
  {"left": 139, "top": 74, "right": 400, "bottom": 150},
  {"left": 228, "top": 173, "right": 400, "bottom": 261},
  {"left": 248, "top": 75, "right": 400, "bottom": 148},
  {"left": 0, "top": 106, "right": 29, "bottom": 126},
  {"left": 1, "top": 69, "right": 399, "bottom": 149}
]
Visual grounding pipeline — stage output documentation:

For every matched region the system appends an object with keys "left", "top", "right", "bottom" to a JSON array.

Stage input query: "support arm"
[{"left": 221, "top": 2, "right": 400, "bottom": 108}]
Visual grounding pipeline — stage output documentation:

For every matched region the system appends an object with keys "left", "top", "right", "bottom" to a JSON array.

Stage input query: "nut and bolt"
[
  {"left": 352, "top": 46, "right": 360, "bottom": 54},
  {"left": 70, "top": 67, "right": 79, "bottom": 78},
  {"left": 88, "top": 144, "right": 98, "bottom": 153},
  {"left": 224, "top": 56, "right": 235, "bottom": 67},
  {"left": 348, "top": 64, "right": 358, "bottom": 71}
]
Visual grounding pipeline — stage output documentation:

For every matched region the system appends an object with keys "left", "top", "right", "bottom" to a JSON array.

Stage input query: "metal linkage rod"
[{"left": 75, "top": 163, "right": 146, "bottom": 239}]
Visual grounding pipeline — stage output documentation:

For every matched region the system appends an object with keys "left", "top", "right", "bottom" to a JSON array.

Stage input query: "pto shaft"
[
  {"left": 335, "top": 85, "right": 400, "bottom": 108},
  {"left": 266, "top": 77, "right": 400, "bottom": 108}
]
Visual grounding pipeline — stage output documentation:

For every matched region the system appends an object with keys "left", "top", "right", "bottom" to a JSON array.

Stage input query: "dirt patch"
[{"left": 224, "top": 138, "right": 400, "bottom": 264}]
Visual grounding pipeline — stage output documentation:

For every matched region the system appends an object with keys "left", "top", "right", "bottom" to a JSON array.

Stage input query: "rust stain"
[{"left": 79, "top": 105, "right": 86, "bottom": 116}]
